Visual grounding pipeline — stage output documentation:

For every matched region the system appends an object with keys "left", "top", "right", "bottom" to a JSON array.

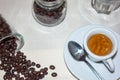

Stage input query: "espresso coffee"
[{"left": 87, "top": 34, "right": 113, "bottom": 56}]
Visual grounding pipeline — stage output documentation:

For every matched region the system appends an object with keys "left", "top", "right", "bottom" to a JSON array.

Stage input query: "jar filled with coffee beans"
[{"left": 32, "top": 0, "right": 67, "bottom": 27}]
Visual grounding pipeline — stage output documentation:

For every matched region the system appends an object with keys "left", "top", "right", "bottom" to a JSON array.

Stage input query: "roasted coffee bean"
[
  {"left": 44, "top": 67, "right": 48, "bottom": 71},
  {"left": 36, "top": 64, "right": 41, "bottom": 68},
  {"left": 49, "top": 65, "right": 55, "bottom": 70},
  {"left": 31, "top": 62, "right": 36, "bottom": 66},
  {"left": 51, "top": 72, "right": 57, "bottom": 77}
]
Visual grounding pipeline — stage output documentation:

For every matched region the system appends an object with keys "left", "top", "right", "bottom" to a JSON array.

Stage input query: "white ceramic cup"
[{"left": 84, "top": 27, "right": 118, "bottom": 73}]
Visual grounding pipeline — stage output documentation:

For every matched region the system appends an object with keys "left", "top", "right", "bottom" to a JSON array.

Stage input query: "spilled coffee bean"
[
  {"left": 51, "top": 72, "right": 57, "bottom": 77},
  {"left": 0, "top": 15, "right": 58, "bottom": 80},
  {"left": 49, "top": 65, "right": 55, "bottom": 70}
]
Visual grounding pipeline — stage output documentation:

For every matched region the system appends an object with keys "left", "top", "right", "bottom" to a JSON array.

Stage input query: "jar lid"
[{"left": 36, "top": 0, "right": 64, "bottom": 7}]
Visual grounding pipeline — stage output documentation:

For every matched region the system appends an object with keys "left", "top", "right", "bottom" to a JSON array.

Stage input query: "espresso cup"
[
  {"left": 0, "top": 15, "right": 24, "bottom": 52},
  {"left": 83, "top": 27, "right": 118, "bottom": 73}
]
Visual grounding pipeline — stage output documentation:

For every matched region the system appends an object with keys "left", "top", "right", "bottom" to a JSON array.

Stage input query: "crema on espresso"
[{"left": 87, "top": 34, "right": 113, "bottom": 56}]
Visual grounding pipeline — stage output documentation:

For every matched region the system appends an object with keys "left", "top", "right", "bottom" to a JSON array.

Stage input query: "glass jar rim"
[
  {"left": 98, "top": 0, "right": 120, "bottom": 2},
  {"left": 35, "top": 0, "right": 64, "bottom": 7}
]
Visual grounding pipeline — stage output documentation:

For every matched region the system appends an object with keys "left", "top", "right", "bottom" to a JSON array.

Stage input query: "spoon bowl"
[{"left": 68, "top": 41, "right": 85, "bottom": 61}]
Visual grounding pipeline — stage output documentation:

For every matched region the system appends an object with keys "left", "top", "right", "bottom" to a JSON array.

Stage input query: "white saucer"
[{"left": 64, "top": 25, "right": 120, "bottom": 80}]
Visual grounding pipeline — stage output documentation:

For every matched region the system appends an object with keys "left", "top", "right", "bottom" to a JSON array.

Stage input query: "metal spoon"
[{"left": 68, "top": 41, "right": 105, "bottom": 80}]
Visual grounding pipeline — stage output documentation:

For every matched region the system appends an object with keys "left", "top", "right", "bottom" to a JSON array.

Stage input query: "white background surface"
[{"left": 0, "top": 0, "right": 120, "bottom": 80}]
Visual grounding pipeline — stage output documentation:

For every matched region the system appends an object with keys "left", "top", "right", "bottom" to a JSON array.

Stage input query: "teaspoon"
[{"left": 68, "top": 41, "right": 105, "bottom": 80}]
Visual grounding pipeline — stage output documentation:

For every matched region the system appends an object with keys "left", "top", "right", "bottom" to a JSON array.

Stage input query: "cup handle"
[
  {"left": 0, "top": 33, "right": 24, "bottom": 52},
  {"left": 103, "top": 58, "right": 115, "bottom": 73}
]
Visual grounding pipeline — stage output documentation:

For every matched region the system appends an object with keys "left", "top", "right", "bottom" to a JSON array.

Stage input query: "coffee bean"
[
  {"left": 36, "top": 64, "right": 41, "bottom": 68},
  {"left": 51, "top": 72, "right": 57, "bottom": 77},
  {"left": 49, "top": 65, "right": 55, "bottom": 70},
  {"left": 44, "top": 67, "right": 48, "bottom": 71},
  {"left": 31, "top": 62, "right": 35, "bottom": 66}
]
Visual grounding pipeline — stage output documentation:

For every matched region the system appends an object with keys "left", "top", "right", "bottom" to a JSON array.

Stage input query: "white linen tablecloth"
[{"left": 0, "top": 0, "right": 120, "bottom": 80}]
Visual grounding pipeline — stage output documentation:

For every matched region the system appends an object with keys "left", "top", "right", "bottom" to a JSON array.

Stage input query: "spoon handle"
[{"left": 85, "top": 60, "right": 105, "bottom": 80}]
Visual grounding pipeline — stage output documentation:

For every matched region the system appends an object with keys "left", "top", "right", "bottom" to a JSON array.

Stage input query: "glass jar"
[
  {"left": 32, "top": 0, "right": 67, "bottom": 27},
  {"left": 91, "top": 0, "right": 120, "bottom": 14}
]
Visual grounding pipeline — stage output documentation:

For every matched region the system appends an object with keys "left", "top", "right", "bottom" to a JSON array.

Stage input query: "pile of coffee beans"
[
  {"left": 0, "top": 15, "right": 12, "bottom": 38},
  {"left": 33, "top": 1, "right": 65, "bottom": 24},
  {"left": 0, "top": 15, "right": 57, "bottom": 80}
]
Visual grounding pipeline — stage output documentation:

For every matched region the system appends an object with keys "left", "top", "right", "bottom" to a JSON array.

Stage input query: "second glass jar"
[{"left": 33, "top": 0, "right": 67, "bottom": 27}]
